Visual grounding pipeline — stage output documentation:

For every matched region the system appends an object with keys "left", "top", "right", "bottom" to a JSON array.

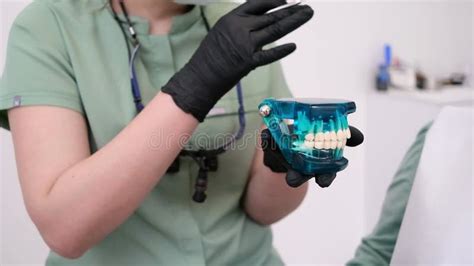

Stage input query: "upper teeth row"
[
  {"left": 304, "top": 138, "right": 347, "bottom": 150},
  {"left": 302, "top": 129, "right": 351, "bottom": 150},
  {"left": 304, "top": 129, "right": 351, "bottom": 142}
]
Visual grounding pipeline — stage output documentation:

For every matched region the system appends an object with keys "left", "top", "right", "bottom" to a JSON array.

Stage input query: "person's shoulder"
[
  {"left": 35, "top": 0, "right": 107, "bottom": 12},
  {"left": 12, "top": 1, "right": 54, "bottom": 28},
  {"left": 8, "top": 0, "right": 108, "bottom": 57},
  {"left": 9, "top": 1, "right": 63, "bottom": 46},
  {"left": 14, "top": 0, "right": 106, "bottom": 27}
]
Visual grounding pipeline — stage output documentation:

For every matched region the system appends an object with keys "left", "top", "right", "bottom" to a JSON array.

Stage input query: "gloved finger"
[
  {"left": 260, "top": 128, "right": 275, "bottom": 151},
  {"left": 237, "top": 0, "right": 286, "bottom": 15},
  {"left": 251, "top": 5, "right": 313, "bottom": 47},
  {"left": 253, "top": 43, "right": 296, "bottom": 66},
  {"left": 346, "top": 126, "right": 364, "bottom": 147},
  {"left": 252, "top": 4, "right": 309, "bottom": 29},
  {"left": 286, "top": 169, "right": 312, "bottom": 188},
  {"left": 315, "top": 173, "right": 337, "bottom": 188},
  {"left": 261, "top": 128, "right": 291, "bottom": 171},
  {"left": 263, "top": 149, "right": 289, "bottom": 173}
]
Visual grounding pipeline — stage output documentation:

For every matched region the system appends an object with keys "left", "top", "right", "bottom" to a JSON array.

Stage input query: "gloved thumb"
[{"left": 346, "top": 126, "right": 364, "bottom": 147}]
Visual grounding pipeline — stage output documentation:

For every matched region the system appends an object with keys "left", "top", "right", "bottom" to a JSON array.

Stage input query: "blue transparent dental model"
[{"left": 259, "top": 98, "right": 356, "bottom": 177}]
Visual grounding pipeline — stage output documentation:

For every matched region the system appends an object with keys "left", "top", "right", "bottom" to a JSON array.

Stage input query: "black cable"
[
  {"left": 200, "top": 6, "right": 211, "bottom": 32},
  {"left": 119, "top": 0, "right": 138, "bottom": 44},
  {"left": 109, "top": 1, "right": 240, "bottom": 203},
  {"left": 110, "top": 0, "right": 131, "bottom": 60}
]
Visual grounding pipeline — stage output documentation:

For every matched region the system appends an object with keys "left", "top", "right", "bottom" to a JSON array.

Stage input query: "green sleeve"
[
  {"left": 0, "top": 1, "right": 84, "bottom": 130},
  {"left": 346, "top": 123, "right": 432, "bottom": 266}
]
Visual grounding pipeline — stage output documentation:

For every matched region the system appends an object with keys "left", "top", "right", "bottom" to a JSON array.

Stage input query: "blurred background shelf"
[{"left": 381, "top": 86, "right": 474, "bottom": 105}]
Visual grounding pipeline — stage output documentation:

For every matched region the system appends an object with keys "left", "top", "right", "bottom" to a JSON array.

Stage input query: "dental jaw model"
[
  {"left": 299, "top": 108, "right": 351, "bottom": 159},
  {"left": 259, "top": 98, "right": 355, "bottom": 177}
]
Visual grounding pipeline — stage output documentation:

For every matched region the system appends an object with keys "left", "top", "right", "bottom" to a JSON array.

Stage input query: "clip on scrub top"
[{"left": 259, "top": 98, "right": 356, "bottom": 177}]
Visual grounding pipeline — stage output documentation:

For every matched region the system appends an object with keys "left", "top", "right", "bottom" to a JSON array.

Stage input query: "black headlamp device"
[{"left": 167, "top": 150, "right": 220, "bottom": 203}]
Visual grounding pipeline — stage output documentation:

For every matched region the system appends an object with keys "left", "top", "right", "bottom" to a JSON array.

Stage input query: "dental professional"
[{"left": 0, "top": 0, "right": 315, "bottom": 265}]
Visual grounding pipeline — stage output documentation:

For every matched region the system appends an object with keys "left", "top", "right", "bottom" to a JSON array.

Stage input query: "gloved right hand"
[
  {"left": 261, "top": 126, "right": 364, "bottom": 188},
  {"left": 162, "top": 0, "right": 314, "bottom": 122}
]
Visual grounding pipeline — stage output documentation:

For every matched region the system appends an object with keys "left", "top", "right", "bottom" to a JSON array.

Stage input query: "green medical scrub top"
[{"left": 0, "top": 0, "right": 293, "bottom": 265}]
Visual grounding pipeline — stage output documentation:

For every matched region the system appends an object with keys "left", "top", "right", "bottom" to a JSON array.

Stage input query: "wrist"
[{"left": 161, "top": 73, "right": 217, "bottom": 122}]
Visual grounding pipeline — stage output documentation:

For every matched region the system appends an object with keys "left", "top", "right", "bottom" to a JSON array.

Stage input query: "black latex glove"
[
  {"left": 261, "top": 126, "right": 364, "bottom": 188},
  {"left": 162, "top": 0, "right": 314, "bottom": 122}
]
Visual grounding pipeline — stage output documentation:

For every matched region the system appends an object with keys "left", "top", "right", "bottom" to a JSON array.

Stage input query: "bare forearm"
[
  {"left": 244, "top": 147, "right": 308, "bottom": 225},
  {"left": 32, "top": 93, "right": 198, "bottom": 257}
]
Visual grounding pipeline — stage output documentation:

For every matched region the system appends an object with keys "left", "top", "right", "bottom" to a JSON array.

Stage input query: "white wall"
[
  {"left": 274, "top": 1, "right": 472, "bottom": 265},
  {"left": 1, "top": 0, "right": 472, "bottom": 265}
]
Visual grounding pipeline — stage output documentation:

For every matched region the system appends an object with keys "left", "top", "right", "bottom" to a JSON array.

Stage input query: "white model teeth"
[
  {"left": 330, "top": 140, "right": 338, "bottom": 149},
  {"left": 324, "top": 131, "right": 331, "bottom": 141},
  {"left": 337, "top": 139, "right": 344, "bottom": 149},
  {"left": 323, "top": 140, "right": 331, "bottom": 149},
  {"left": 315, "top": 132, "right": 324, "bottom": 142},
  {"left": 337, "top": 130, "right": 345, "bottom": 140},
  {"left": 304, "top": 140, "right": 314, "bottom": 148},
  {"left": 301, "top": 128, "right": 351, "bottom": 150},
  {"left": 314, "top": 141, "right": 324, "bottom": 149}
]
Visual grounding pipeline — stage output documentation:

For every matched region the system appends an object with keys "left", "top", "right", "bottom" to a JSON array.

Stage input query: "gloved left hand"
[
  {"left": 162, "top": 0, "right": 314, "bottom": 122},
  {"left": 261, "top": 126, "right": 364, "bottom": 188}
]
